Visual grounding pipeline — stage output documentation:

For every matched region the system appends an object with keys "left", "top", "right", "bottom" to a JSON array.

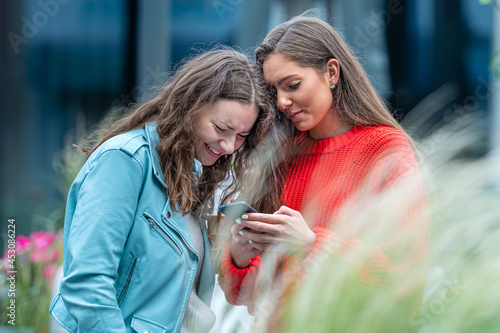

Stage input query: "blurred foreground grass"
[
  {"left": 268, "top": 114, "right": 500, "bottom": 332},
  {"left": 2, "top": 104, "right": 499, "bottom": 332}
]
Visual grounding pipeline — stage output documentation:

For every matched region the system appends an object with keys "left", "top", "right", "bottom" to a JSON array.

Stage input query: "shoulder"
[
  {"left": 357, "top": 125, "right": 408, "bottom": 142},
  {"left": 87, "top": 128, "right": 151, "bottom": 171},
  {"left": 348, "top": 125, "right": 419, "bottom": 169},
  {"left": 355, "top": 125, "right": 412, "bottom": 151},
  {"left": 98, "top": 128, "right": 149, "bottom": 156}
]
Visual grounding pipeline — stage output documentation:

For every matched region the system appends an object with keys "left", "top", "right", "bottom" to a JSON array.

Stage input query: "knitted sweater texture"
[{"left": 220, "top": 125, "right": 429, "bottom": 316}]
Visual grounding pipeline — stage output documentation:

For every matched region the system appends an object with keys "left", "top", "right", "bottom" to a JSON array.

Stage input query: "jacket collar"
[
  {"left": 144, "top": 122, "right": 167, "bottom": 187},
  {"left": 144, "top": 122, "right": 202, "bottom": 188}
]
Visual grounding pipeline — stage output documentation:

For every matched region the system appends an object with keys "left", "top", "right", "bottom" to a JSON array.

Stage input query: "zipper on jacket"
[
  {"left": 117, "top": 257, "right": 139, "bottom": 304},
  {"left": 162, "top": 216, "right": 198, "bottom": 259},
  {"left": 144, "top": 213, "right": 182, "bottom": 255}
]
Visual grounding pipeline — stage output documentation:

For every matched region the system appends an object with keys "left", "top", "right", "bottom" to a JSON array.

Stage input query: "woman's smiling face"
[
  {"left": 194, "top": 99, "right": 258, "bottom": 166},
  {"left": 263, "top": 53, "right": 340, "bottom": 139}
]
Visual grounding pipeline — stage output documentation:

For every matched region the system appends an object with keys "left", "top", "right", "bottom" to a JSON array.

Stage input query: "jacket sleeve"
[{"left": 59, "top": 149, "right": 144, "bottom": 332}]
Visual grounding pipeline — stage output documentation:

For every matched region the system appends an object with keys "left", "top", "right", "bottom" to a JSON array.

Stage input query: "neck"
[
  {"left": 308, "top": 107, "right": 353, "bottom": 140},
  {"left": 308, "top": 122, "right": 353, "bottom": 140}
]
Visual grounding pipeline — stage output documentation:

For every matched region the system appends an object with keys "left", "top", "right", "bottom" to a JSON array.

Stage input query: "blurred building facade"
[{"left": 0, "top": 0, "right": 497, "bottom": 242}]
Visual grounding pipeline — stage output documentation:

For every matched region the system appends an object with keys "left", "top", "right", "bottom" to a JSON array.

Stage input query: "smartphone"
[{"left": 218, "top": 201, "right": 259, "bottom": 222}]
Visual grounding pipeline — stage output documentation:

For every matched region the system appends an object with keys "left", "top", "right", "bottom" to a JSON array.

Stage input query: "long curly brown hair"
[{"left": 84, "top": 48, "right": 273, "bottom": 215}]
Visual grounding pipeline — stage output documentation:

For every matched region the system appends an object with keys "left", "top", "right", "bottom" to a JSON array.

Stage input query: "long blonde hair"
[
  {"left": 256, "top": 15, "right": 410, "bottom": 133},
  {"left": 247, "top": 15, "right": 418, "bottom": 213}
]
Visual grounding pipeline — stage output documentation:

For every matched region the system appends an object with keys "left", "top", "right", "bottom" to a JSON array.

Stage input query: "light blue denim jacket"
[{"left": 49, "top": 123, "right": 214, "bottom": 333}]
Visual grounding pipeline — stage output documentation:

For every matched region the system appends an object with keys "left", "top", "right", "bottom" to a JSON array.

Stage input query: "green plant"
[
  {"left": 0, "top": 110, "right": 121, "bottom": 331},
  {"left": 263, "top": 115, "right": 500, "bottom": 332},
  {"left": 0, "top": 230, "right": 63, "bottom": 332}
]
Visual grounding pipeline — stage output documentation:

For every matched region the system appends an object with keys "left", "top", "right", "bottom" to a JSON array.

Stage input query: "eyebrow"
[
  {"left": 276, "top": 74, "right": 299, "bottom": 86},
  {"left": 221, "top": 121, "right": 252, "bottom": 134},
  {"left": 221, "top": 121, "right": 234, "bottom": 131}
]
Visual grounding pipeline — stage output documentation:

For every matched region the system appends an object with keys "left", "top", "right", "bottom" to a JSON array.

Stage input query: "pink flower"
[
  {"left": 29, "top": 246, "right": 61, "bottom": 264},
  {"left": 42, "top": 263, "right": 59, "bottom": 285},
  {"left": 31, "top": 230, "right": 58, "bottom": 251},
  {"left": 1, "top": 235, "right": 34, "bottom": 261},
  {"left": 1, "top": 235, "right": 30, "bottom": 263},
  {"left": 1, "top": 229, "right": 63, "bottom": 280},
  {"left": 1, "top": 229, "right": 64, "bottom": 305},
  {"left": 17, "top": 235, "right": 32, "bottom": 253},
  {"left": 30, "top": 249, "right": 47, "bottom": 263},
  {"left": 50, "top": 248, "right": 61, "bottom": 261}
]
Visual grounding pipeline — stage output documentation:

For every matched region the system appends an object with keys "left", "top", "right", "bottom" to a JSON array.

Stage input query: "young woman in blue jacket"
[{"left": 49, "top": 49, "right": 272, "bottom": 333}]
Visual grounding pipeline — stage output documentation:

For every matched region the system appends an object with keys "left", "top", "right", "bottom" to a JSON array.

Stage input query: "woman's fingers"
[
  {"left": 236, "top": 212, "right": 287, "bottom": 235},
  {"left": 230, "top": 224, "right": 262, "bottom": 268},
  {"left": 233, "top": 206, "right": 316, "bottom": 256},
  {"left": 273, "top": 205, "right": 297, "bottom": 216},
  {"left": 238, "top": 220, "right": 280, "bottom": 234},
  {"left": 231, "top": 223, "right": 266, "bottom": 248},
  {"left": 238, "top": 227, "right": 275, "bottom": 244},
  {"left": 231, "top": 224, "right": 251, "bottom": 244},
  {"left": 231, "top": 222, "right": 246, "bottom": 234},
  {"left": 231, "top": 223, "right": 273, "bottom": 251},
  {"left": 241, "top": 212, "right": 283, "bottom": 224}
]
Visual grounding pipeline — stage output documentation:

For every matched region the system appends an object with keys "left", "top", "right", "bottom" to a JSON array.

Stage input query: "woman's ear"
[{"left": 326, "top": 59, "right": 340, "bottom": 86}]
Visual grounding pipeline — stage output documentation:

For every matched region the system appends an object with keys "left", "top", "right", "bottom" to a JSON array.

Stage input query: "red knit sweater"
[{"left": 220, "top": 125, "right": 429, "bottom": 315}]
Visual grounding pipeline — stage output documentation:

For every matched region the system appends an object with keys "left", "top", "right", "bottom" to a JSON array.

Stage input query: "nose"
[
  {"left": 277, "top": 91, "right": 292, "bottom": 112},
  {"left": 220, "top": 136, "right": 236, "bottom": 155}
]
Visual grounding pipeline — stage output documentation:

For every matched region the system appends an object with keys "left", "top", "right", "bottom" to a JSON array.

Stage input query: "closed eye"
[
  {"left": 214, "top": 124, "right": 226, "bottom": 132},
  {"left": 288, "top": 82, "right": 300, "bottom": 90}
]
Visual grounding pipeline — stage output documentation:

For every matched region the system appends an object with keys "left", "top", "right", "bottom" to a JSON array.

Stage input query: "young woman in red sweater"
[{"left": 218, "top": 15, "right": 429, "bottom": 330}]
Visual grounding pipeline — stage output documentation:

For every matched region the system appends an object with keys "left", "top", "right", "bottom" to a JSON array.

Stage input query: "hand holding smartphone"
[{"left": 218, "top": 201, "right": 258, "bottom": 223}]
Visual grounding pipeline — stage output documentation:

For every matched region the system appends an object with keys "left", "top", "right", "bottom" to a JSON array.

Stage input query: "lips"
[
  {"left": 205, "top": 143, "right": 223, "bottom": 158},
  {"left": 288, "top": 110, "right": 303, "bottom": 120}
]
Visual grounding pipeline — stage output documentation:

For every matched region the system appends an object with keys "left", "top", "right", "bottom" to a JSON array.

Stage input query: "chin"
[
  {"left": 198, "top": 155, "right": 218, "bottom": 166},
  {"left": 294, "top": 124, "right": 310, "bottom": 132},
  {"left": 201, "top": 160, "right": 216, "bottom": 166}
]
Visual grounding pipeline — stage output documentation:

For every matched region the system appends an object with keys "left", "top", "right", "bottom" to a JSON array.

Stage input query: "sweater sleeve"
[
  {"left": 221, "top": 128, "right": 429, "bottom": 312},
  {"left": 302, "top": 136, "right": 429, "bottom": 297},
  {"left": 219, "top": 243, "right": 262, "bottom": 310}
]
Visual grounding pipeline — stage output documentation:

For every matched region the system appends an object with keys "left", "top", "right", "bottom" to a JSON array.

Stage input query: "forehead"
[
  {"left": 262, "top": 53, "right": 313, "bottom": 84},
  {"left": 205, "top": 99, "right": 257, "bottom": 130}
]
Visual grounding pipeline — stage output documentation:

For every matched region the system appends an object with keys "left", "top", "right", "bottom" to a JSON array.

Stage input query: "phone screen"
[{"left": 218, "top": 201, "right": 258, "bottom": 222}]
